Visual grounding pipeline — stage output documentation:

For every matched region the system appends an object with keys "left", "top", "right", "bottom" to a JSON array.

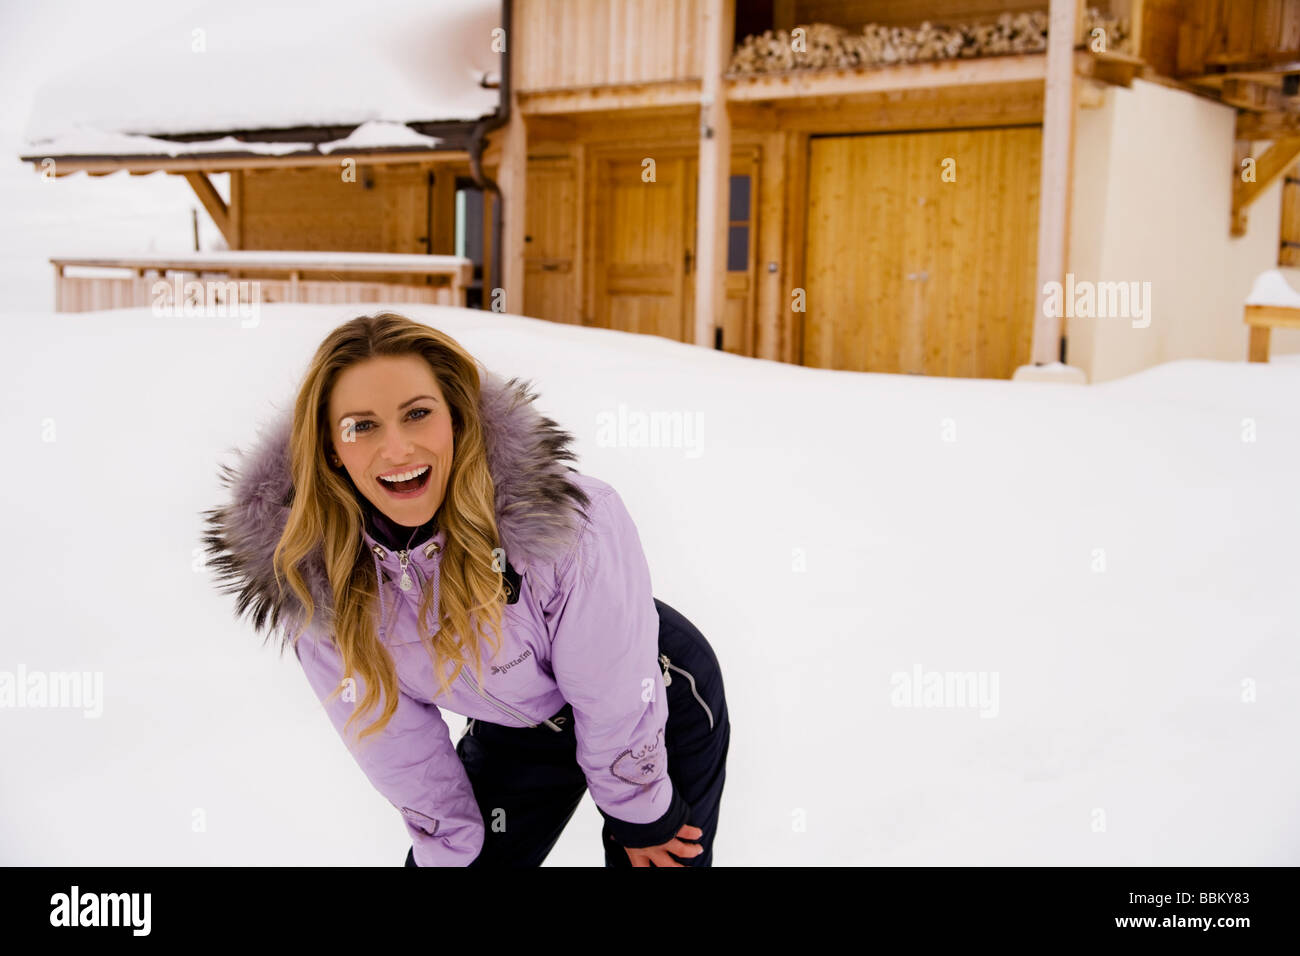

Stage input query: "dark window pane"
[
  {"left": 727, "top": 225, "right": 748, "bottom": 271},
  {"left": 729, "top": 174, "right": 750, "bottom": 222}
]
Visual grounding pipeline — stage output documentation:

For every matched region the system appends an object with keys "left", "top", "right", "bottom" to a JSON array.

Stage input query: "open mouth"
[{"left": 376, "top": 464, "right": 432, "bottom": 497}]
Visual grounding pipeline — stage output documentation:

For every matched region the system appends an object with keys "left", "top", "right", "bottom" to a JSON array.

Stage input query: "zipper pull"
[
  {"left": 659, "top": 653, "right": 672, "bottom": 687},
  {"left": 397, "top": 550, "right": 413, "bottom": 591}
]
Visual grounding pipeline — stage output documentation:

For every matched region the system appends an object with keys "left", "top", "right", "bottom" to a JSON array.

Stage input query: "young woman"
[{"left": 202, "top": 312, "right": 730, "bottom": 866}]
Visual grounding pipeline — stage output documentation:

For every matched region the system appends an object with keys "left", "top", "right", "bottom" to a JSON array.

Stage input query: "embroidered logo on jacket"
[
  {"left": 609, "top": 728, "right": 666, "bottom": 785},
  {"left": 490, "top": 648, "right": 533, "bottom": 676}
]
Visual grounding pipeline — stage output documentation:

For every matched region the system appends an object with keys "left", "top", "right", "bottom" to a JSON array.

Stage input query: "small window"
[
  {"left": 455, "top": 177, "right": 485, "bottom": 309},
  {"left": 727, "top": 226, "right": 749, "bottom": 272},
  {"left": 729, "top": 173, "right": 750, "bottom": 221},
  {"left": 727, "top": 174, "right": 751, "bottom": 272}
]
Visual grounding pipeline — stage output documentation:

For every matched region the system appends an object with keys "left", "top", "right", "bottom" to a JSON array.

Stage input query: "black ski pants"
[{"left": 404, "top": 598, "right": 729, "bottom": 867}]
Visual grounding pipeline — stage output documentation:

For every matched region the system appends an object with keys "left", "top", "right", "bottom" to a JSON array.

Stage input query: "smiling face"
[{"left": 326, "top": 354, "right": 455, "bottom": 528}]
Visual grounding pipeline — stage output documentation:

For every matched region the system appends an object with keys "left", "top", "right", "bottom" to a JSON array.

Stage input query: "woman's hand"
[{"left": 623, "top": 824, "right": 704, "bottom": 867}]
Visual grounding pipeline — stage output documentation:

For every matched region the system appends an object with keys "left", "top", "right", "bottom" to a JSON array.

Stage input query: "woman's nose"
[{"left": 382, "top": 427, "right": 413, "bottom": 461}]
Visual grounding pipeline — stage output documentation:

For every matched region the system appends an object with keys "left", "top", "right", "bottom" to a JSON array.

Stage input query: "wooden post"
[
  {"left": 230, "top": 170, "right": 244, "bottom": 250},
  {"left": 430, "top": 165, "right": 457, "bottom": 255},
  {"left": 694, "top": 0, "right": 735, "bottom": 349},
  {"left": 757, "top": 130, "right": 785, "bottom": 361},
  {"left": 482, "top": 189, "right": 494, "bottom": 307},
  {"left": 499, "top": 90, "right": 528, "bottom": 317},
  {"left": 1030, "top": 0, "right": 1081, "bottom": 365},
  {"left": 1248, "top": 325, "right": 1271, "bottom": 362}
]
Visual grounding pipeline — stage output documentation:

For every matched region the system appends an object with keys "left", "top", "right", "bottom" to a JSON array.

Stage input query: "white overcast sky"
[
  {"left": 0, "top": 0, "right": 209, "bottom": 149},
  {"left": 0, "top": 0, "right": 211, "bottom": 313}
]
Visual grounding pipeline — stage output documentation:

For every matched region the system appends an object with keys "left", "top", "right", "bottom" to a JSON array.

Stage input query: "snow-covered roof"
[
  {"left": 23, "top": 122, "right": 445, "bottom": 159},
  {"left": 21, "top": 0, "right": 500, "bottom": 159}
]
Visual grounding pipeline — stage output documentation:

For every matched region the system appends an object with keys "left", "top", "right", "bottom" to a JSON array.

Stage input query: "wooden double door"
[{"left": 803, "top": 126, "right": 1042, "bottom": 379}]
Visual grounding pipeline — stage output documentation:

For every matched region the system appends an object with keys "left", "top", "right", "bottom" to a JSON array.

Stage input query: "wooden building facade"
[
  {"left": 23, "top": 0, "right": 1300, "bottom": 379},
  {"left": 497, "top": 0, "right": 1300, "bottom": 379}
]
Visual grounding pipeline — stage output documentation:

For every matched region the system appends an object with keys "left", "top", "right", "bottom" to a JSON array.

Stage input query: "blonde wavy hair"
[{"left": 274, "top": 312, "right": 507, "bottom": 744}]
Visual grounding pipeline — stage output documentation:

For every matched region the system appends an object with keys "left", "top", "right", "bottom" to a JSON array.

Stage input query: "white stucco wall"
[{"left": 1066, "top": 78, "right": 1300, "bottom": 383}]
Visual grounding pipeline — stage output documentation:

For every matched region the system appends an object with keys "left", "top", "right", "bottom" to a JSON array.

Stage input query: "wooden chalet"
[{"left": 21, "top": 1, "right": 1300, "bottom": 381}]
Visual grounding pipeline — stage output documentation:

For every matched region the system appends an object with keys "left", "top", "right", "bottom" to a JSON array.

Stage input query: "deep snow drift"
[{"left": 1, "top": 301, "right": 1297, "bottom": 865}]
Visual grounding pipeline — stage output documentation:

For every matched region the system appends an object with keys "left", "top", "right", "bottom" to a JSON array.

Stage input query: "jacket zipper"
[
  {"left": 396, "top": 549, "right": 414, "bottom": 591},
  {"left": 660, "top": 653, "right": 715, "bottom": 730},
  {"left": 458, "top": 661, "right": 564, "bottom": 733},
  {"left": 378, "top": 540, "right": 560, "bottom": 733}
]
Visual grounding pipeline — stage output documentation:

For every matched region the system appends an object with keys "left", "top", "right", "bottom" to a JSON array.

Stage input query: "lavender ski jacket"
[{"left": 202, "top": 370, "right": 689, "bottom": 865}]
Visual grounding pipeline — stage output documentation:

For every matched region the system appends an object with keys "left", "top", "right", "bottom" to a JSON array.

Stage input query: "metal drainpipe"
[{"left": 468, "top": 0, "right": 513, "bottom": 310}]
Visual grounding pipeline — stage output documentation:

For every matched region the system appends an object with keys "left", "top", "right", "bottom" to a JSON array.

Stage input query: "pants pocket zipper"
[{"left": 659, "top": 653, "right": 715, "bottom": 731}]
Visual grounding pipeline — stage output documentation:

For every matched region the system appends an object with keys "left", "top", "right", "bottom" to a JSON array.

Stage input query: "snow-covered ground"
[{"left": 1, "top": 301, "right": 1297, "bottom": 866}]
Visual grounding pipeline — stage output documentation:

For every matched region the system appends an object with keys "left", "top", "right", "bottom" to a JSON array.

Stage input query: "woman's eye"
[{"left": 350, "top": 408, "right": 429, "bottom": 435}]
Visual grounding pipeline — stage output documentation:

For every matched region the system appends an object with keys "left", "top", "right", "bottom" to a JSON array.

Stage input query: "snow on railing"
[{"left": 50, "top": 251, "right": 475, "bottom": 314}]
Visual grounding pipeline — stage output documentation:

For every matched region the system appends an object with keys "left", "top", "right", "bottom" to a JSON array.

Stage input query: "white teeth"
[{"left": 377, "top": 465, "right": 430, "bottom": 484}]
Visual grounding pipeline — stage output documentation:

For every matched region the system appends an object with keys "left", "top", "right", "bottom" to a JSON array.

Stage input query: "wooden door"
[
  {"left": 593, "top": 152, "right": 758, "bottom": 348},
  {"left": 593, "top": 154, "right": 692, "bottom": 341},
  {"left": 803, "top": 127, "right": 1041, "bottom": 379},
  {"left": 524, "top": 157, "right": 577, "bottom": 323}
]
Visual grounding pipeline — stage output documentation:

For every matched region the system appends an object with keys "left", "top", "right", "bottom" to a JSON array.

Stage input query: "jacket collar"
[{"left": 201, "top": 368, "right": 590, "bottom": 648}]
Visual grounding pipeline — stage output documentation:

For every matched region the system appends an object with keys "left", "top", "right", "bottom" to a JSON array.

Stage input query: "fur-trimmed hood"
[{"left": 201, "top": 369, "right": 591, "bottom": 649}]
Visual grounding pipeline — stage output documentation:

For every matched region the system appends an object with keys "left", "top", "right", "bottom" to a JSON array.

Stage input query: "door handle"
[
  {"left": 684, "top": 249, "right": 694, "bottom": 274},
  {"left": 906, "top": 270, "right": 929, "bottom": 281}
]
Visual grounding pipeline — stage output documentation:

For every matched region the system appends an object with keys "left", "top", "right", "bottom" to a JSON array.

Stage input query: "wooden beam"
[
  {"left": 1232, "top": 136, "right": 1300, "bottom": 237},
  {"left": 515, "top": 55, "right": 1053, "bottom": 115},
  {"left": 498, "top": 95, "right": 528, "bottom": 315},
  {"left": 17, "top": 150, "right": 471, "bottom": 177},
  {"left": 1124, "top": 0, "right": 1144, "bottom": 60},
  {"left": 1245, "top": 303, "right": 1300, "bottom": 330},
  {"left": 230, "top": 170, "right": 244, "bottom": 250},
  {"left": 694, "top": 0, "right": 734, "bottom": 351},
  {"left": 1237, "top": 109, "right": 1300, "bottom": 139},
  {"left": 180, "top": 171, "right": 234, "bottom": 248},
  {"left": 726, "top": 53, "right": 1047, "bottom": 102},
  {"left": 48, "top": 251, "right": 476, "bottom": 274},
  {"left": 773, "top": 0, "right": 795, "bottom": 33},
  {"left": 429, "top": 166, "right": 456, "bottom": 255},
  {"left": 1031, "top": 0, "right": 1081, "bottom": 366},
  {"left": 1220, "top": 77, "right": 1289, "bottom": 111},
  {"left": 1076, "top": 49, "right": 1146, "bottom": 87},
  {"left": 517, "top": 79, "right": 702, "bottom": 115}
]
